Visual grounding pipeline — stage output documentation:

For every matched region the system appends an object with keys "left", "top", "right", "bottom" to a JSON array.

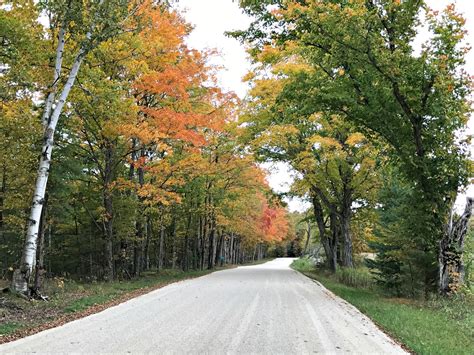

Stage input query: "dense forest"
[
  {"left": 1, "top": 0, "right": 473, "bottom": 301},
  {"left": 1, "top": 0, "right": 292, "bottom": 295}
]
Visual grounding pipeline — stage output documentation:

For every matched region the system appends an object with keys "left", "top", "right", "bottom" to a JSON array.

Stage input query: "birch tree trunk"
[
  {"left": 41, "top": 27, "right": 66, "bottom": 128},
  {"left": 12, "top": 46, "right": 87, "bottom": 293},
  {"left": 33, "top": 193, "right": 48, "bottom": 293}
]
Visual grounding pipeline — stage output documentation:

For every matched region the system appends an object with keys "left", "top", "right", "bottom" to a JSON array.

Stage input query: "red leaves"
[{"left": 260, "top": 199, "right": 289, "bottom": 242}]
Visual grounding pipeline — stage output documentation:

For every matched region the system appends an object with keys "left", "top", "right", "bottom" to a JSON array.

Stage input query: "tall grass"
[
  {"left": 335, "top": 267, "right": 374, "bottom": 289},
  {"left": 293, "top": 257, "right": 374, "bottom": 289}
]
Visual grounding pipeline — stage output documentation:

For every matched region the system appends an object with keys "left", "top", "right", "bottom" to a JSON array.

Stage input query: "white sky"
[{"left": 175, "top": 0, "right": 474, "bottom": 213}]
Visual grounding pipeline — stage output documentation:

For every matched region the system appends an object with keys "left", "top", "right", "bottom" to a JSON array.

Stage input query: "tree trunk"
[
  {"left": 133, "top": 151, "right": 146, "bottom": 277},
  {"left": 215, "top": 231, "right": 224, "bottom": 266},
  {"left": 303, "top": 221, "right": 311, "bottom": 255},
  {"left": 328, "top": 213, "right": 339, "bottom": 272},
  {"left": 158, "top": 212, "right": 165, "bottom": 270},
  {"left": 199, "top": 216, "right": 205, "bottom": 270},
  {"left": 102, "top": 143, "right": 115, "bottom": 281},
  {"left": 340, "top": 215, "right": 353, "bottom": 268},
  {"left": 33, "top": 194, "right": 48, "bottom": 293},
  {"left": 144, "top": 215, "right": 152, "bottom": 270},
  {"left": 312, "top": 195, "right": 337, "bottom": 272},
  {"left": 229, "top": 233, "right": 234, "bottom": 264},
  {"left": 103, "top": 189, "right": 114, "bottom": 281},
  {"left": 0, "top": 165, "right": 6, "bottom": 274},
  {"left": 207, "top": 226, "right": 215, "bottom": 270},
  {"left": 12, "top": 33, "right": 89, "bottom": 293},
  {"left": 171, "top": 216, "right": 177, "bottom": 269},
  {"left": 182, "top": 212, "right": 192, "bottom": 271},
  {"left": 439, "top": 197, "right": 473, "bottom": 294},
  {"left": 340, "top": 187, "right": 353, "bottom": 268}
]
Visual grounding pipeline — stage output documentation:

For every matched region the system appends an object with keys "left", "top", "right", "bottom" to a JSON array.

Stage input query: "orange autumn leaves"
[
  {"left": 260, "top": 198, "right": 289, "bottom": 243},
  {"left": 118, "top": 2, "right": 289, "bottom": 243},
  {"left": 124, "top": 4, "right": 221, "bottom": 149}
]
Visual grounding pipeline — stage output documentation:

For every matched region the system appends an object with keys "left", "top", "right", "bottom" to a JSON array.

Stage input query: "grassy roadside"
[
  {"left": 291, "top": 258, "right": 474, "bottom": 355},
  {"left": 0, "top": 266, "right": 233, "bottom": 342}
]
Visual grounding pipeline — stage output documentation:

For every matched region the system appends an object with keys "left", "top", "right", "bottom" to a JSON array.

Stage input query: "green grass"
[
  {"left": 0, "top": 322, "right": 22, "bottom": 335},
  {"left": 64, "top": 294, "right": 114, "bottom": 313},
  {"left": 292, "top": 258, "right": 474, "bottom": 355}
]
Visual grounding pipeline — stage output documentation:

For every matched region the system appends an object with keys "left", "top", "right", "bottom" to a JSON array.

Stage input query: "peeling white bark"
[
  {"left": 12, "top": 46, "right": 87, "bottom": 293},
  {"left": 41, "top": 27, "right": 66, "bottom": 128}
]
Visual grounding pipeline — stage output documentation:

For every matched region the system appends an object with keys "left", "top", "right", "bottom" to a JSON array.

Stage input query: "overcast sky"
[{"left": 175, "top": 0, "right": 474, "bottom": 213}]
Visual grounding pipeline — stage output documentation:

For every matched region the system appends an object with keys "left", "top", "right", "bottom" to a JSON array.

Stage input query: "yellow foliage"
[
  {"left": 346, "top": 132, "right": 365, "bottom": 146},
  {"left": 257, "top": 45, "right": 282, "bottom": 64},
  {"left": 308, "top": 135, "right": 341, "bottom": 149}
]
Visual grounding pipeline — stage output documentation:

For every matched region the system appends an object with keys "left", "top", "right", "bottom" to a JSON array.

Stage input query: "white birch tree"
[{"left": 12, "top": 0, "right": 135, "bottom": 293}]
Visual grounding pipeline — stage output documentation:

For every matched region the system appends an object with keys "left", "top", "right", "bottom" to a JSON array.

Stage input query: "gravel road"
[{"left": 0, "top": 258, "right": 407, "bottom": 354}]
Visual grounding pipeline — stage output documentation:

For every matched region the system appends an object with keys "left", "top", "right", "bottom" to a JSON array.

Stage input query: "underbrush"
[
  {"left": 293, "top": 257, "right": 373, "bottom": 289},
  {"left": 335, "top": 267, "right": 373, "bottom": 289}
]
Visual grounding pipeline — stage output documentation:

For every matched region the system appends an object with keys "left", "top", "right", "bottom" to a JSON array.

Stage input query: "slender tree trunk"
[
  {"left": 33, "top": 194, "right": 48, "bottom": 293},
  {"left": 192, "top": 206, "right": 199, "bottom": 270},
  {"left": 171, "top": 216, "right": 177, "bottom": 269},
  {"left": 229, "top": 233, "right": 234, "bottom": 264},
  {"left": 439, "top": 197, "right": 473, "bottom": 294},
  {"left": 329, "top": 213, "right": 339, "bottom": 272},
  {"left": 102, "top": 143, "right": 115, "bottom": 281},
  {"left": 208, "top": 227, "right": 215, "bottom": 270},
  {"left": 158, "top": 212, "right": 165, "bottom": 270},
  {"left": 12, "top": 31, "right": 89, "bottom": 293},
  {"left": 183, "top": 212, "right": 192, "bottom": 271},
  {"left": 144, "top": 215, "right": 152, "bottom": 270},
  {"left": 133, "top": 151, "right": 145, "bottom": 277},
  {"left": 103, "top": 189, "right": 114, "bottom": 281},
  {"left": 199, "top": 216, "right": 205, "bottom": 270},
  {"left": 223, "top": 234, "right": 228, "bottom": 265},
  {"left": 89, "top": 221, "right": 94, "bottom": 276},
  {"left": 0, "top": 166, "right": 6, "bottom": 274},
  {"left": 41, "top": 27, "right": 66, "bottom": 127},
  {"left": 303, "top": 222, "right": 311, "bottom": 255}
]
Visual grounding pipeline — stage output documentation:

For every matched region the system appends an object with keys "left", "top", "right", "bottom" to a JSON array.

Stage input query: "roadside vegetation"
[{"left": 292, "top": 258, "right": 474, "bottom": 354}]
